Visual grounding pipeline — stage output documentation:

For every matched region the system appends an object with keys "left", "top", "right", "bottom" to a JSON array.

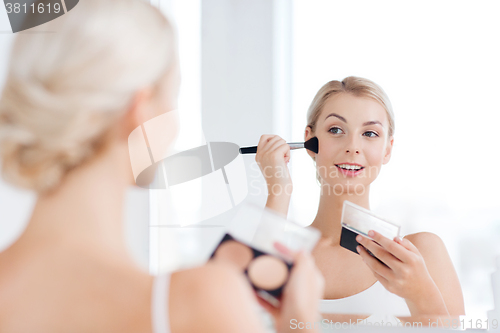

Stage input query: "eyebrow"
[
  {"left": 324, "top": 113, "right": 384, "bottom": 127},
  {"left": 362, "top": 120, "right": 384, "bottom": 127},
  {"left": 324, "top": 113, "right": 346, "bottom": 123}
]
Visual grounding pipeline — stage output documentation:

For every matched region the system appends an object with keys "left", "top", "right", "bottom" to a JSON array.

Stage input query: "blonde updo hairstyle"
[
  {"left": 0, "top": 0, "right": 177, "bottom": 193},
  {"left": 306, "top": 76, "right": 395, "bottom": 183}
]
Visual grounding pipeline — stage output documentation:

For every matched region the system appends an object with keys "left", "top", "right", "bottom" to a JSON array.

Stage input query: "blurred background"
[{"left": 1, "top": 0, "right": 499, "bottom": 321}]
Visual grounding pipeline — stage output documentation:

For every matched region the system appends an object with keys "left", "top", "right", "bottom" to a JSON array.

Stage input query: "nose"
[{"left": 345, "top": 136, "right": 360, "bottom": 154}]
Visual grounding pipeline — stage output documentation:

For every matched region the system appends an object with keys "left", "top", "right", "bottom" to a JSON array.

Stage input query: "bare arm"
[
  {"left": 170, "top": 252, "right": 324, "bottom": 333},
  {"left": 405, "top": 232, "right": 465, "bottom": 316},
  {"left": 265, "top": 193, "right": 292, "bottom": 218},
  {"left": 255, "top": 134, "right": 293, "bottom": 218},
  {"left": 170, "top": 262, "right": 266, "bottom": 333}
]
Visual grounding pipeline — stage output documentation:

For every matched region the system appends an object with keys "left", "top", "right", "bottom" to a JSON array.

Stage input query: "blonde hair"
[
  {"left": 0, "top": 0, "right": 177, "bottom": 192},
  {"left": 306, "top": 76, "right": 395, "bottom": 184},
  {"left": 307, "top": 76, "right": 394, "bottom": 137}
]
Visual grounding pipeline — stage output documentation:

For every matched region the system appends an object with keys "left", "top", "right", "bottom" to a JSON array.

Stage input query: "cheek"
[
  {"left": 315, "top": 141, "right": 339, "bottom": 165},
  {"left": 363, "top": 141, "right": 387, "bottom": 167},
  {"left": 314, "top": 141, "right": 341, "bottom": 179}
]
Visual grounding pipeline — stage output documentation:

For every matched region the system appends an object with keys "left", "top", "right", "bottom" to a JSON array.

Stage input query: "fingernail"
[
  {"left": 368, "top": 230, "right": 375, "bottom": 237},
  {"left": 356, "top": 235, "right": 362, "bottom": 242},
  {"left": 356, "top": 246, "right": 361, "bottom": 253},
  {"left": 394, "top": 236, "right": 402, "bottom": 243}
]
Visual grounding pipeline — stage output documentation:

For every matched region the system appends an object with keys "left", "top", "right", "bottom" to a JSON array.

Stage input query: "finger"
[
  {"left": 269, "top": 142, "right": 292, "bottom": 169},
  {"left": 367, "top": 230, "right": 414, "bottom": 262},
  {"left": 357, "top": 245, "right": 394, "bottom": 280},
  {"left": 356, "top": 234, "right": 402, "bottom": 270},
  {"left": 256, "top": 135, "right": 276, "bottom": 155},
  {"left": 271, "top": 139, "right": 291, "bottom": 156},
  {"left": 275, "top": 143, "right": 291, "bottom": 165},
  {"left": 372, "top": 271, "right": 393, "bottom": 293},
  {"left": 273, "top": 244, "right": 318, "bottom": 283},
  {"left": 258, "top": 135, "right": 282, "bottom": 155},
  {"left": 395, "top": 236, "right": 421, "bottom": 256},
  {"left": 255, "top": 293, "right": 279, "bottom": 317},
  {"left": 267, "top": 138, "right": 288, "bottom": 156},
  {"left": 372, "top": 269, "right": 389, "bottom": 286},
  {"left": 257, "top": 134, "right": 275, "bottom": 148},
  {"left": 256, "top": 135, "right": 274, "bottom": 163},
  {"left": 273, "top": 241, "right": 296, "bottom": 262}
]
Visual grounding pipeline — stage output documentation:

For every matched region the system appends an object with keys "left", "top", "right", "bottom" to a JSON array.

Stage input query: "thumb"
[
  {"left": 255, "top": 292, "right": 279, "bottom": 318},
  {"left": 285, "top": 149, "right": 291, "bottom": 164},
  {"left": 273, "top": 242, "right": 296, "bottom": 263}
]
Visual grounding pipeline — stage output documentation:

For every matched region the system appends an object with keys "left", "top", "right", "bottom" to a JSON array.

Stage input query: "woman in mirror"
[{"left": 255, "top": 77, "right": 465, "bottom": 324}]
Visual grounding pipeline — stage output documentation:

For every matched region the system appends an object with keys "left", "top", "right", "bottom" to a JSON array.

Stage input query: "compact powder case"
[
  {"left": 340, "top": 201, "right": 400, "bottom": 264},
  {"left": 209, "top": 203, "right": 321, "bottom": 306},
  {"left": 210, "top": 233, "right": 293, "bottom": 307}
]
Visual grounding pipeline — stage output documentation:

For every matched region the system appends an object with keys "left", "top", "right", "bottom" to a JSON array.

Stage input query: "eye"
[
  {"left": 328, "top": 126, "right": 344, "bottom": 135},
  {"left": 363, "top": 131, "right": 379, "bottom": 138}
]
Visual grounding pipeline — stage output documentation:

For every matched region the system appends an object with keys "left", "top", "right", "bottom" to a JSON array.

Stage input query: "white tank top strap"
[{"left": 151, "top": 273, "right": 171, "bottom": 333}]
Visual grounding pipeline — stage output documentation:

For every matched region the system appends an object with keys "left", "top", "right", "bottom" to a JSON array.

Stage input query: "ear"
[
  {"left": 382, "top": 136, "right": 394, "bottom": 165},
  {"left": 119, "top": 87, "right": 154, "bottom": 140},
  {"left": 304, "top": 125, "right": 316, "bottom": 159}
]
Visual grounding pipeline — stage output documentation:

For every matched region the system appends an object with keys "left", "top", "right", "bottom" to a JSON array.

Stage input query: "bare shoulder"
[
  {"left": 171, "top": 261, "right": 251, "bottom": 295},
  {"left": 169, "top": 262, "right": 264, "bottom": 333},
  {"left": 404, "top": 231, "right": 446, "bottom": 255},
  {"left": 403, "top": 232, "right": 452, "bottom": 275}
]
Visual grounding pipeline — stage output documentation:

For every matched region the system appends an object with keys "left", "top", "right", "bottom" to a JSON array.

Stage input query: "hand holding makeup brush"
[{"left": 255, "top": 135, "right": 293, "bottom": 217}]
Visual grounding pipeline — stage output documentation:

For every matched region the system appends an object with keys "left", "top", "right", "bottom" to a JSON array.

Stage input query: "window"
[{"left": 149, "top": 0, "right": 204, "bottom": 274}]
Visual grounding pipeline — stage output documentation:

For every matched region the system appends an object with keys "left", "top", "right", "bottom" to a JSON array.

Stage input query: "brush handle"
[
  {"left": 239, "top": 146, "right": 258, "bottom": 154},
  {"left": 239, "top": 142, "right": 305, "bottom": 154}
]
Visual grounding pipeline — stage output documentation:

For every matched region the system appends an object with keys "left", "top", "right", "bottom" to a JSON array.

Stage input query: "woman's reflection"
[{"left": 255, "top": 76, "right": 465, "bottom": 325}]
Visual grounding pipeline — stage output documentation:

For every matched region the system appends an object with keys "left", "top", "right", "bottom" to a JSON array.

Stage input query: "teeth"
[{"left": 337, "top": 164, "right": 363, "bottom": 170}]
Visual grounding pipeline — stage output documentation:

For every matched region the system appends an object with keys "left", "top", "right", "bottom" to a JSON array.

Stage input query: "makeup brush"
[{"left": 239, "top": 136, "right": 319, "bottom": 154}]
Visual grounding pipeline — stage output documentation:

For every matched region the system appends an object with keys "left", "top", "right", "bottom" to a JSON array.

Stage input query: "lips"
[{"left": 335, "top": 163, "right": 365, "bottom": 177}]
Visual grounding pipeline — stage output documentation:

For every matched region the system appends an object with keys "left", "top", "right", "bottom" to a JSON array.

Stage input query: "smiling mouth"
[{"left": 335, "top": 164, "right": 365, "bottom": 171}]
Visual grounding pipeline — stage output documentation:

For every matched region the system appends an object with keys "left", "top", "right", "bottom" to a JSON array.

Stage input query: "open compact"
[
  {"left": 340, "top": 200, "right": 400, "bottom": 262},
  {"left": 210, "top": 233, "right": 293, "bottom": 306},
  {"left": 208, "top": 203, "right": 320, "bottom": 307}
]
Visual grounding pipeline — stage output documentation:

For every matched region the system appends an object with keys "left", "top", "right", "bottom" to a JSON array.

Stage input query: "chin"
[{"left": 319, "top": 178, "right": 371, "bottom": 196}]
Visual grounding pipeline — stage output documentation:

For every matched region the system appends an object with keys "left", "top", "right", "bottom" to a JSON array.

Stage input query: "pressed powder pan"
[
  {"left": 247, "top": 255, "right": 289, "bottom": 291},
  {"left": 210, "top": 233, "right": 293, "bottom": 307},
  {"left": 212, "top": 203, "right": 321, "bottom": 306},
  {"left": 212, "top": 239, "right": 253, "bottom": 272}
]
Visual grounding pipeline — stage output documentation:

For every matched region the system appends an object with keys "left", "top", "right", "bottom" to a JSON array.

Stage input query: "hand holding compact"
[
  {"left": 356, "top": 231, "right": 447, "bottom": 315},
  {"left": 256, "top": 242, "right": 324, "bottom": 333}
]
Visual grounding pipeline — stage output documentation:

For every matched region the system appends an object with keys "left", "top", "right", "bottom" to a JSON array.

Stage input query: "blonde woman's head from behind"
[{"left": 0, "top": 0, "right": 179, "bottom": 193}]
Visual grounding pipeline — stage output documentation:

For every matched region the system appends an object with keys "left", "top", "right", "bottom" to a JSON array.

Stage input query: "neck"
[
  {"left": 21, "top": 143, "right": 134, "bottom": 263},
  {"left": 311, "top": 182, "right": 370, "bottom": 245}
]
